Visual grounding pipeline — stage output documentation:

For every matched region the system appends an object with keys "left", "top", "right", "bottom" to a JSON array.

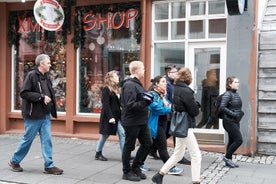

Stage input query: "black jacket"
[
  {"left": 173, "top": 81, "right": 200, "bottom": 128},
  {"left": 99, "top": 87, "right": 121, "bottom": 135},
  {"left": 121, "top": 77, "right": 149, "bottom": 126},
  {"left": 21, "top": 67, "right": 57, "bottom": 119},
  {"left": 221, "top": 89, "right": 244, "bottom": 122}
]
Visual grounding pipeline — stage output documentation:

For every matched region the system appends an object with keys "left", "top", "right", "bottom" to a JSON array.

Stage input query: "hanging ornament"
[{"left": 34, "top": 0, "right": 65, "bottom": 31}]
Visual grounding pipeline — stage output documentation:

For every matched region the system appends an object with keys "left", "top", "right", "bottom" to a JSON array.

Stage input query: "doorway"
[{"left": 187, "top": 42, "right": 226, "bottom": 144}]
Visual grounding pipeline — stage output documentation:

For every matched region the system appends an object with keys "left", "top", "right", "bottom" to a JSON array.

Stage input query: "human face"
[
  {"left": 168, "top": 68, "right": 178, "bottom": 79},
  {"left": 111, "top": 73, "right": 119, "bottom": 84},
  {"left": 40, "top": 58, "right": 51, "bottom": 74},
  {"left": 136, "top": 65, "right": 145, "bottom": 80},
  {"left": 156, "top": 77, "right": 167, "bottom": 91},
  {"left": 230, "top": 78, "right": 239, "bottom": 90}
]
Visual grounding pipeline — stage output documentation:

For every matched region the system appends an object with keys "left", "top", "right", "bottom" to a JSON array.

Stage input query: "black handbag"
[{"left": 169, "top": 111, "right": 190, "bottom": 138}]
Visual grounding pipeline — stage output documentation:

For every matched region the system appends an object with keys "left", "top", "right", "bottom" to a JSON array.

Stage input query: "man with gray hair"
[{"left": 9, "top": 54, "right": 63, "bottom": 175}]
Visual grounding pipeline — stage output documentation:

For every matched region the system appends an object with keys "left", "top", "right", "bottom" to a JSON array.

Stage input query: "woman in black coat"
[
  {"left": 221, "top": 76, "right": 244, "bottom": 168},
  {"left": 152, "top": 68, "right": 202, "bottom": 184},
  {"left": 95, "top": 70, "right": 125, "bottom": 161}
]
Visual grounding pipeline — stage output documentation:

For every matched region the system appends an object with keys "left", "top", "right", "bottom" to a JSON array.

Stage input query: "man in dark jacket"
[
  {"left": 9, "top": 54, "right": 63, "bottom": 175},
  {"left": 121, "top": 61, "right": 153, "bottom": 181}
]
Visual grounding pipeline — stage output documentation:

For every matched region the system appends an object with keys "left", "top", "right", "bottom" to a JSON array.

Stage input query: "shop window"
[
  {"left": 190, "top": 1, "right": 206, "bottom": 16},
  {"left": 194, "top": 48, "right": 220, "bottom": 129},
  {"left": 9, "top": 11, "right": 67, "bottom": 112},
  {"left": 154, "top": 22, "right": 168, "bottom": 40},
  {"left": 155, "top": 3, "right": 169, "bottom": 20},
  {"left": 153, "top": 0, "right": 226, "bottom": 41},
  {"left": 209, "top": 19, "right": 226, "bottom": 38},
  {"left": 208, "top": 0, "right": 225, "bottom": 14},
  {"left": 172, "top": 1, "right": 186, "bottom": 18},
  {"left": 153, "top": 43, "right": 185, "bottom": 77},
  {"left": 189, "top": 20, "right": 205, "bottom": 39},
  {"left": 171, "top": 21, "right": 185, "bottom": 40},
  {"left": 74, "top": 3, "right": 141, "bottom": 114}
]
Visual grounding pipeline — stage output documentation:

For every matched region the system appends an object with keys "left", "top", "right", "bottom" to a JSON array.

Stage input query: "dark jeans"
[
  {"left": 122, "top": 124, "right": 152, "bottom": 174},
  {"left": 223, "top": 120, "right": 243, "bottom": 159},
  {"left": 153, "top": 125, "right": 170, "bottom": 163}
]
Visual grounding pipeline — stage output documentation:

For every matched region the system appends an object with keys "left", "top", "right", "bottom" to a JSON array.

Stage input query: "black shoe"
[
  {"left": 95, "top": 151, "right": 108, "bottom": 161},
  {"left": 122, "top": 171, "right": 141, "bottom": 181},
  {"left": 178, "top": 157, "right": 191, "bottom": 165},
  {"left": 133, "top": 167, "right": 147, "bottom": 179},
  {"left": 223, "top": 157, "right": 235, "bottom": 168},
  {"left": 152, "top": 172, "right": 163, "bottom": 184},
  {"left": 149, "top": 152, "right": 160, "bottom": 160}
]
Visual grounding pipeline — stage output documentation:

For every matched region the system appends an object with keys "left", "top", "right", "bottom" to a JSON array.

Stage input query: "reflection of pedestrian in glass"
[
  {"left": 197, "top": 69, "right": 219, "bottom": 129},
  {"left": 95, "top": 70, "right": 125, "bottom": 161}
]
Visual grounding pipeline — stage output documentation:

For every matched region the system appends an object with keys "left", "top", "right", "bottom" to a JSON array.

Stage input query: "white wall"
[{"left": 258, "top": 0, "right": 268, "bottom": 29}]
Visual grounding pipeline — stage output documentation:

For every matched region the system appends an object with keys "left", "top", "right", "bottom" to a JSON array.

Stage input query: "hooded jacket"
[
  {"left": 120, "top": 77, "right": 149, "bottom": 126},
  {"left": 21, "top": 67, "right": 57, "bottom": 119}
]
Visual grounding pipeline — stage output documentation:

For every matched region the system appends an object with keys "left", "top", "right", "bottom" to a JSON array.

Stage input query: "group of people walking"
[{"left": 8, "top": 53, "right": 244, "bottom": 184}]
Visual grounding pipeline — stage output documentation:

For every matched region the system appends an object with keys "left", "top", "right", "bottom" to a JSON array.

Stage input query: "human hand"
[
  {"left": 109, "top": 118, "right": 116, "bottom": 124},
  {"left": 44, "top": 95, "right": 52, "bottom": 105}
]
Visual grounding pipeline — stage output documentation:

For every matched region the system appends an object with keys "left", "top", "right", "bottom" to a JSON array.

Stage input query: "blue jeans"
[
  {"left": 11, "top": 114, "right": 54, "bottom": 168},
  {"left": 96, "top": 121, "right": 125, "bottom": 153}
]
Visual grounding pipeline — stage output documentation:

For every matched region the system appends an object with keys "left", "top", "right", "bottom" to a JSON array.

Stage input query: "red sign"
[{"left": 83, "top": 9, "right": 138, "bottom": 31}]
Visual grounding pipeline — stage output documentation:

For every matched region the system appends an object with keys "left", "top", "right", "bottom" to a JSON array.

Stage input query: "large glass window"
[
  {"left": 153, "top": 0, "right": 227, "bottom": 42},
  {"left": 10, "top": 11, "right": 67, "bottom": 112},
  {"left": 194, "top": 48, "right": 220, "bottom": 129},
  {"left": 75, "top": 3, "right": 141, "bottom": 114},
  {"left": 153, "top": 43, "right": 185, "bottom": 76}
]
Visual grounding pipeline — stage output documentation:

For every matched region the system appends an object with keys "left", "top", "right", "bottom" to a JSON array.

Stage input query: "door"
[{"left": 187, "top": 42, "right": 226, "bottom": 143}]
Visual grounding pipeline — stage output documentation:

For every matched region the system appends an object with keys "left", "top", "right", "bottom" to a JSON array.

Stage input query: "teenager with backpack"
[{"left": 220, "top": 76, "right": 244, "bottom": 168}]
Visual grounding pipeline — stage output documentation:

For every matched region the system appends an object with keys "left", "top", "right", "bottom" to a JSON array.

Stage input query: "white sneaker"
[
  {"left": 168, "top": 167, "right": 183, "bottom": 175},
  {"left": 140, "top": 164, "right": 150, "bottom": 172}
]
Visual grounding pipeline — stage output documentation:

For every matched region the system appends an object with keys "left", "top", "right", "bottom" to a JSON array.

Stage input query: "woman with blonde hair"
[
  {"left": 95, "top": 70, "right": 125, "bottom": 161},
  {"left": 152, "top": 67, "right": 202, "bottom": 184}
]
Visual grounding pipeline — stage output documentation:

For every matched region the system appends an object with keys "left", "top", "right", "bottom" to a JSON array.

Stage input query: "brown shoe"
[
  {"left": 8, "top": 160, "right": 23, "bottom": 172},
  {"left": 44, "top": 166, "right": 63, "bottom": 175}
]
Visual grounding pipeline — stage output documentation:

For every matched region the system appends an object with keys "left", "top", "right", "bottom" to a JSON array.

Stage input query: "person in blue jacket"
[{"left": 145, "top": 75, "right": 183, "bottom": 175}]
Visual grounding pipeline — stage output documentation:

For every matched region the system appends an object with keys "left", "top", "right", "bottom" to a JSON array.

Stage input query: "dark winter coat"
[
  {"left": 21, "top": 67, "right": 57, "bottom": 119},
  {"left": 165, "top": 76, "right": 174, "bottom": 102},
  {"left": 173, "top": 81, "right": 200, "bottom": 128},
  {"left": 220, "top": 89, "right": 244, "bottom": 123},
  {"left": 121, "top": 77, "right": 149, "bottom": 127},
  {"left": 99, "top": 87, "right": 121, "bottom": 135}
]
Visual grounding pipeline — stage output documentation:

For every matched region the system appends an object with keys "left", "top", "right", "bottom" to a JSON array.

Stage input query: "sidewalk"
[{"left": 0, "top": 134, "right": 276, "bottom": 184}]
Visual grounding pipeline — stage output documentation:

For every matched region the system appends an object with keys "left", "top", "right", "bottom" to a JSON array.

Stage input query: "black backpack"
[{"left": 214, "top": 92, "right": 232, "bottom": 119}]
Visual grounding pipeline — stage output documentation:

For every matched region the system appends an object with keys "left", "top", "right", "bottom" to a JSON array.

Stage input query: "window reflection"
[
  {"left": 194, "top": 48, "right": 220, "bottom": 129},
  {"left": 77, "top": 3, "right": 141, "bottom": 113},
  {"left": 12, "top": 11, "right": 66, "bottom": 112},
  {"left": 153, "top": 43, "right": 184, "bottom": 76},
  {"left": 196, "top": 69, "right": 219, "bottom": 129}
]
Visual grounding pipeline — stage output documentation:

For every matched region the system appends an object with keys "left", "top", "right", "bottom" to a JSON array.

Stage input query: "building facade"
[{"left": 0, "top": 0, "right": 265, "bottom": 155}]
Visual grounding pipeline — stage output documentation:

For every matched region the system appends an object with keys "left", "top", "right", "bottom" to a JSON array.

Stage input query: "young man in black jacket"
[
  {"left": 121, "top": 61, "right": 153, "bottom": 181},
  {"left": 9, "top": 54, "right": 63, "bottom": 175}
]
